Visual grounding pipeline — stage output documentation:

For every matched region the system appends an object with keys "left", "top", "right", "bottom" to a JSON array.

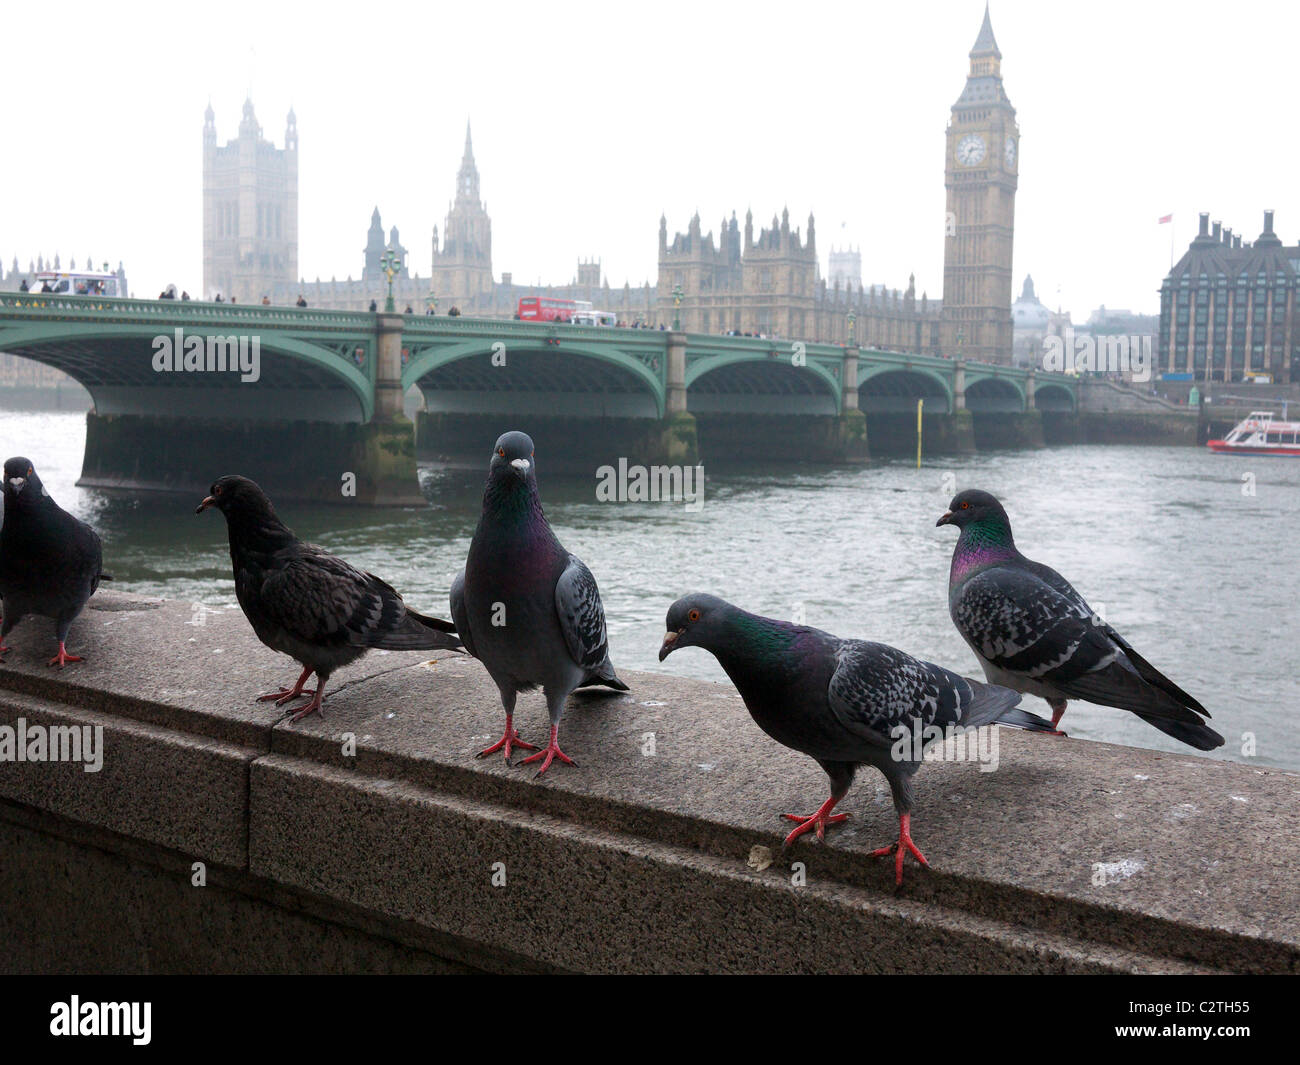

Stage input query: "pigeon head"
[
  {"left": 937, "top": 489, "right": 1010, "bottom": 530},
  {"left": 659, "top": 592, "right": 733, "bottom": 661},
  {"left": 3, "top": 456, "right": 46, "bottom": 504},
  {"left": 196, "top": 475, "right": 276, "bottom": 519},
  {"left": 488, "top": 431, "right": 536, "bottom": 484}
]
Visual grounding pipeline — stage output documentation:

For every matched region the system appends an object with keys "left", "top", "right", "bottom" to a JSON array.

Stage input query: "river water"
[{"left": 2, "top": 408, "right": 1297, "bottom": 770}]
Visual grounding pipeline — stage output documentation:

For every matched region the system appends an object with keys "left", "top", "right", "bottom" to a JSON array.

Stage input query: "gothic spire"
[{"left": 971, "top": 3, "right": 1000, "bottom": 58}]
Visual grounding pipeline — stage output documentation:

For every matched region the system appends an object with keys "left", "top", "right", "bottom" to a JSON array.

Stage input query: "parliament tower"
[{"left": 941, "top": 5, "right": 1018, "bottom": 363}]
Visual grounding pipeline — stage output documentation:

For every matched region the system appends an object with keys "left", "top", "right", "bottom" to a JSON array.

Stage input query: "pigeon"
[
  {"left": 0, "top": 457, "right": 111, "bottom": 667},
  {"left": 938, "top": 489, "right": 1223, "bottom": 751},
  {"left": 659, "top": 593, "right": 1053, "bottom": 885},
  {"left": 197, "top": 475, "right": 462, "bottom": 722},
  {"left": 451, "top": 431, "right": 627, "bottom": 775}
]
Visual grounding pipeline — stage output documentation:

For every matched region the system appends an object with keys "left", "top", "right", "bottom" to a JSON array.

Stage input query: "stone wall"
[{"left": 1, "top": 591, "right": 1295, "bottom": 974}]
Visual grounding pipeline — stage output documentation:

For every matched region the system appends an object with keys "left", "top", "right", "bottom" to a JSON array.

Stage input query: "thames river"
[{"left": 3, "top": 408, "right": 1298, "bottom": 771}]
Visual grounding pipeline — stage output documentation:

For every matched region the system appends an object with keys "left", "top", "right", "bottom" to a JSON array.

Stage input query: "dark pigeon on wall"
[
  {"left": 198, "top": 475, "right": 461, "bottom": 721},
  {"left": 451, "top": 431, "right": 627, "bottom": 776},
  {"left": 0, "top": 457, "right": 110, "bottom": 667}
]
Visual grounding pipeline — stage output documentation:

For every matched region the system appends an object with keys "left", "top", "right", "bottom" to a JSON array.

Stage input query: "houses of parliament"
[{"left": 202, "top": 9, "right": 1018, "bottom": 362}]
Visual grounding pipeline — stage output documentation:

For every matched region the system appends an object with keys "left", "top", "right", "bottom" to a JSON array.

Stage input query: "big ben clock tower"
[{"left": 941, "top": 5, "right": 1018, "bottom": 363}]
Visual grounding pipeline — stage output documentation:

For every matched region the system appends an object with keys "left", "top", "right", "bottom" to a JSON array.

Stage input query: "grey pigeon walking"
[
  {"left": 198, "top": 475, "right": 461, "bottom": 722},
  {"left": 0, "top": 457, "right": 110, "bottom": 667},
  {"left": 659, "top": 593, "right": 1052, "bottom": 885},
  {"left": 938, "top": 489, "right": 1223, "bottom": 751},
  {"left": 451, "top": 431, "right": 627, "bottom": 775}
]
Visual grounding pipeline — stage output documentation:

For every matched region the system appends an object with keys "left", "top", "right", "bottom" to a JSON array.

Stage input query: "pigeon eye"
[
  {"left": 213, "top": 485, "right": 222, "bottom": 496},
  {"left": 497, "top": 447, "right": 505, "bottom": 457},
  {"left": 688, "top": 609, "right": 700, "bottom": 622},
  {"left": 960, "top": 501, "right": 970, "bottom": 509}
]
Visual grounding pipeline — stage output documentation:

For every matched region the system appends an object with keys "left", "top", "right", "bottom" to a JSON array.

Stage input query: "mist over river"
[{"left": 3, "top": 408, "right": 1298, "bottom": 770}]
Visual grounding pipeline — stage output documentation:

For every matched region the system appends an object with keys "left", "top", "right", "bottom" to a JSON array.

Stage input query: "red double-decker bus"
[{"left": 517, "top": 296, "right": 591, "bottom": 322}]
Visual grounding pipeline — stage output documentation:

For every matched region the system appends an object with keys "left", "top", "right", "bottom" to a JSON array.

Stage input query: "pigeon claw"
[
  {"left": 516, "top": 726, "right": 576, "bottom": 777},
  {"left": 47, "top": 643, "right": 84, "bottom": 669},
  {"left": 257, "top": 686, "right": 319, "bottom": 707},
  {"left": 477, "top": 715, "right": 539, "bottom": 763},
  {"left": 285, "top": 691, "right": 325, "bottom": 724},
  {"left": 869, "top": 813, "right": 929, "bottom": 887},
  {"left": 780, "top": 796, "right": 848, "bottom": 846}
]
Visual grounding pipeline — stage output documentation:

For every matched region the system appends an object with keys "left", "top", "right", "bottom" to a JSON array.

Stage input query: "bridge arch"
[
  {"left": 685, "top": 352, "right": 840, "bottom": 414},
  {"left": 857, "top": 365, "right": 953, "bottom": 413},
  {"left": 964, "top": 375, "right": 1026, "bottom": 413},
  {"left": 0, "top": 322, "right": 373, "bottom": 421},
  {"left": 402, "top": 339, "right": 664, "bottom": 418},
  {"left": 1033, "top": 381, "right": 1076, "bottom": 412}
]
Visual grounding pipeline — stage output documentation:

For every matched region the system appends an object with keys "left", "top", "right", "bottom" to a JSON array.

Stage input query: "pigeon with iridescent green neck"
[
  {"left": 659, "top": 593, "right": 1054, "bottom": 886},
  {"left": 939, "top": 489, "right": 1223, "bottom": 751}
]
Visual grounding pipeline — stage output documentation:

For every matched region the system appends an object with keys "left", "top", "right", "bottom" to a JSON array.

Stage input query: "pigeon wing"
[
  {"left": 1017, "top": 557, "right": 1209, "bottom": 718},
  {"left": 827, "top": 640, "right": 974, "bottom": 748},
  {"left": 554, "top": 554, "right": 610, "bottom": 672},
  {"left": 954, "top": 566, "right": 1120, "bottom": 686},
  {"left": 449, "top": 569, "right": 477, "bottom": 659},
  {"left": 250, "top": 546, "right": 411, "bottom": 650}
]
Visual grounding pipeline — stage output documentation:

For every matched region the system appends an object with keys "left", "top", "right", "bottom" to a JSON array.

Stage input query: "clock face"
[
  {"left": 1004, "top": 136, "right": 1017, "bottom": 167},
  {"left": 956, "top": 134, "right": 986, "bottom": 167}
]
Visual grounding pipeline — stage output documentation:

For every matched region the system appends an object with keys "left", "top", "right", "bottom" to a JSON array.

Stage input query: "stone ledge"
[{"left": 1, "top": 590, "right": 1296, "bottom": 973}]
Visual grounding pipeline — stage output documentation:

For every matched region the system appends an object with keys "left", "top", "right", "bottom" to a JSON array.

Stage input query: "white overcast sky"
[{"left": 2, "top": 0, "right": 1295, "bottom": 315}]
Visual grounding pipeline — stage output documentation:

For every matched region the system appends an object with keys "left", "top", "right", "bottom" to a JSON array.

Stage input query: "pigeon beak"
[
  {"left": 196, "top": 496, "right": 215, "bottom": 514},
  {"left": 7, "top": 476, "right": 25, "bottom": 495},
  {"left": 936, "top": 511, "right": 954, "bottom": 527},
  {"left": 510, "top": 458, "right": 530, "bottom": 476},
  {"left": 658, "top": 629, "right": 682, "bottom": 661}
]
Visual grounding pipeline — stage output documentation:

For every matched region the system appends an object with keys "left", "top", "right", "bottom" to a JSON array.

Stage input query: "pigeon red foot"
[
  {"left": 47, "top": 642, "right": 83, "bottom": 668},
  {"left": 517, "top": 725, "right": 575, "bottom": 776},
  {"left": 477, "top": 714, "right": 539, "bottom": 762},
  {"left": 870, "top": 813, "right": 929, "bottom": 886},
  {"left": 1047, "top": 698, "right": 1069, "bottom": 736},
  {"left": 282, "top": 687, "right": 325, "bottom": 724},
  {"left": 781, "top": 795, "right": 849, "bottom": 846},
  {"left": 257, "top": 665, "right": 317, "bottom": 707}
]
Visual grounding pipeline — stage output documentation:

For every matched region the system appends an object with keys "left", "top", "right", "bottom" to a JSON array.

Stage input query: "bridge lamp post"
[
  {"left": 378, "top": 249, "right": 402, "bottom": 313},
  {"left": 672, "top": 283, "right": 683, "bottom": 331},
  {"left": 426, "top": 288, "right": 437, "bottom": 315},
  {"left": 847, "top": 309, "right": 857, "bottom": 346}
]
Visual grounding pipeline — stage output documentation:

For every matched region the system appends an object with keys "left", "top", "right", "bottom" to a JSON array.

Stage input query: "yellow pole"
[{"left": 916, "top": 398, "right": 924, "bottom": 468}]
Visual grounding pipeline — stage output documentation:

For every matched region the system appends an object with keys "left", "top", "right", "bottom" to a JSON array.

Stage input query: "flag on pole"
[{"left": 1158, "top": 214, "right": 1173, "bottom": 224}]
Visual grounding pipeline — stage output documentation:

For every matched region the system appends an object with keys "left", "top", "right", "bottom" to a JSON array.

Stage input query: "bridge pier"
[
  {"left": 838, "top": 348, "right": 870, "bottom": 462},
  {"left": 80, "top": 411, "right": 424, "bottom": 506}
]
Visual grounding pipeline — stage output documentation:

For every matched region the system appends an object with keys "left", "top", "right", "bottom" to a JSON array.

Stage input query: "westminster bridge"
[{"left": 0, "top": 293, "right": 1077, "bottom": 503}]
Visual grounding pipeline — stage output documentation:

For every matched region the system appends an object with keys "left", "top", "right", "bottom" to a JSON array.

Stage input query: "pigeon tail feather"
[
  {"left": 993, "top": 705, "right": 1058, "bottom": 732},
  {"left": 1131, "top": 712, "right": 1225, "bottom": 751},
  {"left": 956, "top": 678, "right": 1024, "bottom": 730},
  {"left": 368, "top": 621, "right": 463, "bottom": 652}
]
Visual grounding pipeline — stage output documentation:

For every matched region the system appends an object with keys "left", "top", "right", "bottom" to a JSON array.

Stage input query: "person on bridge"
[
  {"left": 368, "top": 300, "right": 377, "bottom": 312},
  {"left": 296, "top": 295, "right": 308, "bottom": 308},
  {"left": 18, "top": 279, "right": 28, "bottom": 292},
  {"left": 261, "top": 295, "right": 271, "bottom": 306}
]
